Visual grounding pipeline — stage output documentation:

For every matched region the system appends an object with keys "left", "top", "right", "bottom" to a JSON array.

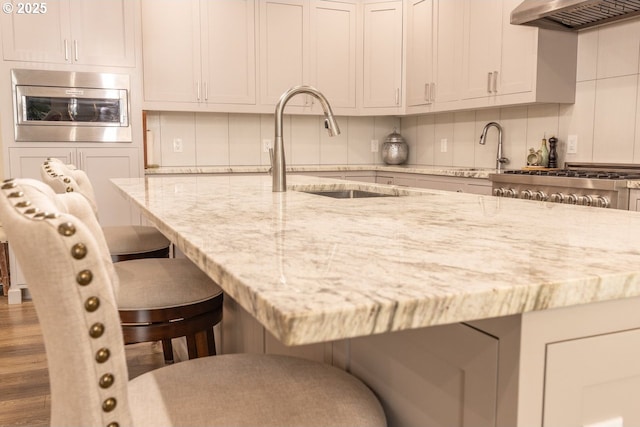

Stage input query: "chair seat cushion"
[
  {"left": 128, "top": 353, "right": 387, "bottom": 427},
  {"left": 114, "top": 258, "right": 222, "bottom": 310},
  {"left": 103, "top": 225, "right": 170, "bottom": 256}
]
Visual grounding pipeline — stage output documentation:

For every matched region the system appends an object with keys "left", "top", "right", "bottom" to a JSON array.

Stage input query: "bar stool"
[
  {"left": 0, "top": 177, "right": 387, "bottom": 427},
  {"left": 37, "top": 168, "right": 221, "bottom": 363},
  {"left": 40, "top": 158, "right": 171, "bottom": 262}
]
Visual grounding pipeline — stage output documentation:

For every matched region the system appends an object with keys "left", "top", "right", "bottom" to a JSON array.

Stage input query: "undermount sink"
[{"left": 301, "top": 189, "right": 398, "bottom": 199}]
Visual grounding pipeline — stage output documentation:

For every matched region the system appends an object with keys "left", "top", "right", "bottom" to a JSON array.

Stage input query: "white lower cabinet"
[
  {"left": 629, "top": 189, "right": 640, "bottom": 211},
  {"left": 7, "top": 146, "right": 141, "bottom": 303},
  {"left": 373, "top": 172, "right": 492, "bottom": 195},
  {"left": 544, "top": 328, "right": 640, "bottom": 426},
  {"left": 8, "top": 146, "right": 141, "bottom": 226},
  {"left": 344, "top": 324, "right": 498, "bottom": 427}
]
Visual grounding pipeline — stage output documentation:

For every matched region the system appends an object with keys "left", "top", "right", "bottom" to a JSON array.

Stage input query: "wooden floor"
[{"left": 0, "top": 296, "right": 166, "bottom": 426}]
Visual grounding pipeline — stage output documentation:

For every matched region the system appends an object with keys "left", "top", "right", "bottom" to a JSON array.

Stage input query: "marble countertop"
[
  {"left": 145, "top": 164, "right": 496, "bottom": 179},
  {"left": 112, "top": 174, "right": 640, "bottom": 345}
]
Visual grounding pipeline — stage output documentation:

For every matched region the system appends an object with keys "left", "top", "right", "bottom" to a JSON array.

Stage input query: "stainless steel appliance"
[
  {"left": 489, "top": 163, "right": 640, "bottom": 209},
  {"left": 511, "top": 0, "right": 640, "bottom": 31},
  {"left": 12, "top": 69, "right": 131, "bottom": 142}
]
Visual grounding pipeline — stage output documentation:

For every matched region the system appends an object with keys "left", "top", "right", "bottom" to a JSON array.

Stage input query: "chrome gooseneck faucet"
[
  {"left": 479, "top": 121, "right": 509, "bottom": 172},
  {"left": 272, "top": 85, "right": 340, "bottom": 192}
]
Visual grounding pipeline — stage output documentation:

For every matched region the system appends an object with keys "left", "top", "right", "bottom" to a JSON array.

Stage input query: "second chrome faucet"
[{"left": 479, "top": 121, "right": 509, "bottom": 172}]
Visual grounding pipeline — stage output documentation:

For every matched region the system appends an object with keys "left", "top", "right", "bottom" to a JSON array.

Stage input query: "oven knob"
[
  {"left": 565, "top": 194, "right": 579, "bottom": 204},
  {"left": 578, "top": 195, "right": 594, "bottom": 206},
  {"left": 503, "top": 188, "right": 517, "bottom": 198},
  {"left": 550, "top": 193, "right": 565, "bottom": 203},
  {"left": 520, "top": 189, "right": 534, "bottom": 200},
  {"left": 594, "top": 196, "right": 610, "bottom": 208},
  {"left": 493, "top": 188, "right": 504, "bottom": 197},
  {"left": 533, "top": 191, "right": 548, "bottom": 201}
]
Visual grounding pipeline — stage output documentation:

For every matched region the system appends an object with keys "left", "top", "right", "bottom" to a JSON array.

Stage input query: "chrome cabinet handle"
[
  {"left": 74, "top": 40, "right": 78, "bottom": 62},
  {"left": 487, "top": 72, "right": 492, "bottom": 93},
  {"left": 204, "top": 81, "right": 208, "bottom": 101},
  {"left": 196, "top": 81, "right": 201, "bottom": 101},
  {"left": 64, "top": 40, "right": 69, "bottom": 61},
  {"left": 395, "top": 88, "right": 400, "bottom": 105},
  {"left": 424, "top": 83, "right": 429, "bottom": 102},
  {"left": 430, "top": 82, "right": 436, "bottom": 102},
  {"left": 492, "top": 70, "right": 498, "bottom": 93}
]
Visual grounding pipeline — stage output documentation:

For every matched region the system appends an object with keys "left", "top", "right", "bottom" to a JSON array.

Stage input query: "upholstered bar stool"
[
  {"left": 28, "top": 176, "right": 221, "bottom": 363},
  {"left": 40, "top": 158, "right": 171, "bottom": 262},
  {"left": 0, "top": 178, "right": 387, "bottom": 427}
]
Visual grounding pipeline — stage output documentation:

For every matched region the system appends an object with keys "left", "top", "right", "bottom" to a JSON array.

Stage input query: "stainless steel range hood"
[{"left": 511, "top": 0, "right": 640, "bottom": 31}]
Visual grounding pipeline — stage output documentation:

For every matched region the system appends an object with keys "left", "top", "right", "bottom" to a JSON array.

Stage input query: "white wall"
[{"left": 154, "top": 18, "right": 640, "bottom": 169}]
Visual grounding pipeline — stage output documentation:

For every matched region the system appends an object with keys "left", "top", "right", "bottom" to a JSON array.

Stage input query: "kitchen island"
[{"left": 112, "top": 174, "right": 640, "bottom": 427}]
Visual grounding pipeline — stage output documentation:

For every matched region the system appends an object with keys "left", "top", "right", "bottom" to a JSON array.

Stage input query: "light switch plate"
[
  {"left": 371, "top": 139, "right": 379, "bottom": 153},
  {"left": 567, "top": 135, "right": 578, "bottom": 154},
  {"left": 440, "top": 138, "right": 448, "bottom": 152},
  {"left": 262, "top": 139, "right": 272, "bottom": 153},
  {"left": 172, "top": 138, "right": 183, "bottom": 153}
]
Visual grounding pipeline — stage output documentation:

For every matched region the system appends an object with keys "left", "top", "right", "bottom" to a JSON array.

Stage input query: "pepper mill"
[{"left": 548, "top": 136, "right": 558, "bottom": 168}]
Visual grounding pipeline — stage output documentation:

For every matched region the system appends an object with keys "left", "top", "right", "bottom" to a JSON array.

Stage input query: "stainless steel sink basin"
[{"left": 301, "top": 189, "right": 398, "bottom": 199}]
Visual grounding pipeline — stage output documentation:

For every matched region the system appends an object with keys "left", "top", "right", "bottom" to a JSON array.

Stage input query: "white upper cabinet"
[
  {"left": 405, "top": 0, "right": 434, "bottom": 108},
  {"left": 142, "top": 0, "right": 256, "bottom": 107},
  {"left": 405, "top": 0, "right": 577, "bottom": 112},
  {"left": 201, "top": 1, "right": 256, "bottom": 104},
  {"left": 309, "top": 0, "right": 357, "bottom": 110},
  {"left": 259, "top": 0, "right": 309, "bottom": 107},
  {"left": 1, "top": 0, "right": 135, "bottom": 67},
  {"left": 432, "top": 0, "right": 464, "bottom": 104},
  {"left": 461, "top": 0, "right": 502, "bottom": 100},
  {"left": 363, "top": 1, "right": 403, "bottom": 110}
]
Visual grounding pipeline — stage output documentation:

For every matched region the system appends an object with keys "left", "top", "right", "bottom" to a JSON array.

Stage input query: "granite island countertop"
[{"left": 112, "top": 174, "right": 640, "bottom": 345}]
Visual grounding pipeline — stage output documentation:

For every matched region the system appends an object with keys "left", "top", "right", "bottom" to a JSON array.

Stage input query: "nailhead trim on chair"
[{"left": 3, "top": 178, "right": 121, "bottom": 426}]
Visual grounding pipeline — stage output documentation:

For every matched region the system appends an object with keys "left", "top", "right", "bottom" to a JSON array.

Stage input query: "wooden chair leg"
[
  {"left": 186, "top": 334, "right": 199, "bottom": 359},
  {"left": 206, "top": 328, "right": 216, "bottom": 356},
  {"left": 161, "top": 339, "right": 174, "bottom": 364}
]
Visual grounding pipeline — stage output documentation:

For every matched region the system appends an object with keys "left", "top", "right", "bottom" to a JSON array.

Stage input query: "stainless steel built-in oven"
[{"left": 12, "top": 69, "right": 131, "bottom": 142}]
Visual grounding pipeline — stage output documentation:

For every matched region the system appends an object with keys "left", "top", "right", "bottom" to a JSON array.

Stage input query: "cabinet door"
[
  {"left": 309, "top": 0, "right": 357, "bottom": 109},
  {"left": 348, "top": 323, "right": 498, "bottom": 427},
  {"left": 498, "top": 0, "right": 535, "bottom": 96},
  {"left": 259, "top": 0, "right": 309, "bottom": 106},
  {"left": 461, "top": 0, "right": 502, "bottom": 100},
  {"left": 544, "top": 328, "right": 640, "bottom": 426},
  {"left": 1, "top": 0, "right": 71, "bottom": 63},
  {"left": 78, "top": 148, "right": 140, "bottom": 226},
  {"left": 406, "top": 0, "right": 434, "bottom": 107},
  {"left": 433, "top": 0, "right": 463, "bottom": 103},
  {"left": 363, "top": 1, "right": 403, "bottom": 108},
  {"left": 8, "top": 147, "right": 75, "bottom": 179},
  {"left": 69, "top": 0, "right": 135, "bottom": 66},
  {"left": 142, "top": 0, "right": 201, "bottom": 102},
  {"left": 201, "top": 0, "right": 256, "bottom": 104}
]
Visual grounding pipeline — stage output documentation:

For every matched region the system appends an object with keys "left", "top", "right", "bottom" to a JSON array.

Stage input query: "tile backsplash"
[{"left": 151, "top": 18, "right": 640, "bottom": 169}]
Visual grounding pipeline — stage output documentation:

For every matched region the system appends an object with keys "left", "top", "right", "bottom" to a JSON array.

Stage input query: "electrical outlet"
[
  {"left": 172, "top": 138, "right": 183, "bottom": 153},
  {"left": 262, "top": 139, "right": 272, "bottom": 153},
  {"left": 371, "top": 139, "right": 379, "bottom": 153},
  {"left": 567, "top": 134, "right": 578, "bottom": 154},
  {"left": 440, "top": 138, "right": 448, "bottom": 153}
]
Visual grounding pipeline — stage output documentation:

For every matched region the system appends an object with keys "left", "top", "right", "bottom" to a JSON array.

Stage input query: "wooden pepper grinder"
[{"left": 548, "top": 136, "right": 558, "bottom": 168}]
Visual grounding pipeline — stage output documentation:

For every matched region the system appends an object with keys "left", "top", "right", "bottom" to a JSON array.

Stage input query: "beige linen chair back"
[{"left": 0, "top": 178, "right": 131, "bottom": 426}]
